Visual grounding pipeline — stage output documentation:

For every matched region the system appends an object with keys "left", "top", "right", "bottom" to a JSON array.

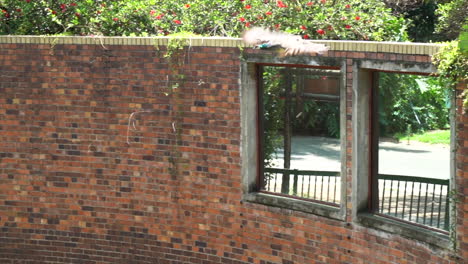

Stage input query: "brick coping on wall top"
[{"left": 0, "top": 35, "right": 443, "bottom": 55}]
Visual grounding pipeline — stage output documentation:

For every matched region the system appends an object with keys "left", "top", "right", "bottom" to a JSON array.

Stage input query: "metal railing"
[
  {"left": 262, "top": 168, "right": 340, "bottom": 205},
  {"left": 378, "top": 174, "right": 450, "bottom": 231},
  {"left": 262, "top": 168, "right": 450, "bottom": 231}
]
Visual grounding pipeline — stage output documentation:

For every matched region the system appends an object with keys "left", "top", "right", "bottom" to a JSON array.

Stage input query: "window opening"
[
  {"left": 372, "top": 72, "right": 451, "bottom": 231},
  {"left": 259, "top": 65, "right": 342, "bottom": 205}
]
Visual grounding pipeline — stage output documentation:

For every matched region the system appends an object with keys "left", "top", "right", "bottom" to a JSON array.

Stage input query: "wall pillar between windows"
[
  {"left": 240, "top": 62, "right": 259, "bottom": 194},
  {"left": 351, "top": 64, "right": 372, "bottom": 220}
]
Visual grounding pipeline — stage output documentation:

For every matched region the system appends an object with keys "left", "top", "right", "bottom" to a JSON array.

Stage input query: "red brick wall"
[
  {"left": 456, "top": 81, "right": 468, "bottom": 262},
  {"left": 0, "top": 42, "right": 464, "bottom": 263}
]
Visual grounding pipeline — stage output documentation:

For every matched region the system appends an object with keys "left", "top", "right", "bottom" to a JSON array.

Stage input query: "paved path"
[{"left": 271, "top": 136, "right": 450, "bottom": 179}]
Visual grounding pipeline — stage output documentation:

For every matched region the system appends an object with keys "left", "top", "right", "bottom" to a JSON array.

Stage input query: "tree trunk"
[{"left": 281, "top": 69, "right": 292, "bottom": 194}]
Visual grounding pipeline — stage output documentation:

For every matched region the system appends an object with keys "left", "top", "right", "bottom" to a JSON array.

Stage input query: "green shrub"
[
  {"left": 378, "top": 73, "right": 450, "bottom": 136},
  {"left": 1, "top": 0, "right": 408, "bottom": 41}
]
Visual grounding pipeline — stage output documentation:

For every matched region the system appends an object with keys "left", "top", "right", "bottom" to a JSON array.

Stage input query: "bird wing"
[{"left": 242, "top": 27, "right": 328, "bottom": 56}]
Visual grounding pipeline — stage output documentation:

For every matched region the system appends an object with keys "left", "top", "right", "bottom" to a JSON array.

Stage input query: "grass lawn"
[{"left": 397, "top": 130, "right": 450, "bottom": 145}]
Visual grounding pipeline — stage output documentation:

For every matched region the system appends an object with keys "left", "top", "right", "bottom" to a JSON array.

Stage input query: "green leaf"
[{"left": 459, "top": 24, "right": 468, "bottom": 54}]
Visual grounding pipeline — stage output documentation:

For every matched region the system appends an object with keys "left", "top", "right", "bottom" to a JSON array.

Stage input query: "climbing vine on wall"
[
  {"left": 432, "top": 41, "right": 468, "bottom": 109},
  {"left": 163, "top": 32, "right": 195, "bottom": 179}
]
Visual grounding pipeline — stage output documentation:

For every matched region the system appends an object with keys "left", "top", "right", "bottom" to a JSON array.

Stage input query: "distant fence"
[
  {"left": 263, "top": 168, "right": 340, "bottom": 205},
  {"left": 263, "top": 168, "right": 449, "bottom": 231},
  {"left": 378, "top": 174, "right": 450, "bottom": 231}
]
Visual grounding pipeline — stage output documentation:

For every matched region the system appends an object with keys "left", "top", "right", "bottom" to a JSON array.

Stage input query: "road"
[{"left": 271, "top": 136, "right": 450, "bottom": 179}]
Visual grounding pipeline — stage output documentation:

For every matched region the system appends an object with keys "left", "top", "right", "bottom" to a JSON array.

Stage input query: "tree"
[
  {"left": 383, "top": 0, "right": 438, "bottom": 42},
  {"left": 383, "top": 0, "right": 468, "bottom": 42},
  {"left": 435, "top": 0, "right": 468, "bottom": 41},
  {"left": 378, "top": 73, "right": 450, "bottom": 136}
]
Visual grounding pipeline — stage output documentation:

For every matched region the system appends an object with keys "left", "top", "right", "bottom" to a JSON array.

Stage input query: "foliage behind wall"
[{"left": 1, "top": 0, "right": 407, "bottom": 41}]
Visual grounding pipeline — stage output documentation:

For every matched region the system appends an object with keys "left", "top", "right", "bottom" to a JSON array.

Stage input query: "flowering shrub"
[{"left": 0, "top": 0, "right": 408, "bottom": 41}]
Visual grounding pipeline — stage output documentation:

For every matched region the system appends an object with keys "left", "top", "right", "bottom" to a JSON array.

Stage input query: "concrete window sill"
[
  {"left": 243, "top": 192, "right": 345, "bottom": 221},
  {"left": 357, "top": 213, "right": 451, "bottom": 250}
]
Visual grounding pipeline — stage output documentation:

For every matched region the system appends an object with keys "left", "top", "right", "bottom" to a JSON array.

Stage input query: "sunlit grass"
[{"left": 397, "top": 130, "right": 450, "bottom": 145}]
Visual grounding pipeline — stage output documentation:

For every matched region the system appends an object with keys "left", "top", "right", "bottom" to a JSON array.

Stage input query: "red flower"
[
  {"left": 245, "top": 4, "right": 251, "bottom": 9},
  {"left": 257, "top": 15, "right": 263, "bottom": 20},
  {"left": 75, "top": 12, "right": 80, "bottom": 17},
  {"left": 275, "top": 24, "right": 281, "bottom": 29},
  {"left": 321, "top": 0, "right": 326, "bottom": 3},
  {"left": 345, "top": 25, "right": 351, "bottom": 29},
  {"left": 239, "top": 17, "right": 246, "bottom": 22},
  {"left": 303, "top": 34, "right": 310, "bottom": 39},
  {"left": 355, "top": 16, "right": 361, "bottom": 20},
  {"left": 16, "top": 9, "right": 22, "bottom": 12},
  {"left": 345, "top": 4, "right": 351, "bottom": 8},
  {"left": 155, "top": 14, "right": 163, "bottom": 19},
  {"left": 184, "top": 4, "right": 190, "bottom": 8},
  {"left": 52, "top": 10, "right": 57, "bottom": 15},
  {"left": 265, "top": 11, "right": 272, "bottom": 15},
  {"left": 60, "top": 4, "right": 66, "bottom": 10},
  {"left": 113, "top": 17, "right": 119, "bottom": 21},
  {"left": 307, "top": 2, "right": 313, "bottom": 6},
  {"left": 316, "top": 29, "right": 325, "bottom": 35},
  {"left": 150, "top": 10, "right": 156, "bottom": 15},
  {"left": 70, "top": 3, "right": 77, "bottom": 6},
  {"left": 173, "top": 19, "right": 182, "bottom": 24},
  {"left": 277, "top": 1, "right": 287, "bottom": 8},
  {"left": 245, "top": 22, "right": 251, "bottom": 27},
  {"left": 300, "top": 25, "right": 307, "bottom": 30}
]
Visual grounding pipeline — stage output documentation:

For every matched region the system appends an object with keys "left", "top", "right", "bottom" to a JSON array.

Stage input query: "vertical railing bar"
[
  {"left": 437, "top": 185, "right": 443, "bottom": 228},
  {"left": 314, "top": 175, "right": 317, "bottom": 200},
  {"left": 301, "top": 175, "right": 305, "bottom": 197},
  {"left": 266, "top": 172, "right": 270, "bottom": 191},
  {"left": 388, "top": 180, "right": 393, "bottom": 214},
  {"left": 409, "top": 181, "right": 414, "bottom": 222},
  {"left": 334, "top": 176, "right": 337, "bottom": 204},
  {"left": 293, "top": 170, "right": 298, "bottom": 196},
  {"left": 430, "top": 183, "right": 436, "bottom": 227},
  {"left": 395, "top": 180, "right": 400, "bottom": 216},
  {"left": 444, "top": 185, "right": 450, "bottom": 231},
  {"left": 320, "top": 176, "right": 324, "bottom": 201},
  {"left": 307, "top": 175, "right": 311, "bottom": 198},
  {"left": 327, "top": 175, "right": 331, "bottom": 203},
  {"left": 273, "top": 173, "right": 277, "bottom": 193},
  {"left": 423, "top": 183, "right": 429, "bottom": 225},
  {"left": 268, "top": 173, "right": 272, "bottom": 191},
  {"left": 416, "top": 181, "right": 422, "bottom": 223},
  {"left": 380, "top": 179, "right": 386, "bottom": 213},
  {"left": 402, "top": 181, "right": 407, "bottom": 220},
  {"left": 267, "top": 172, "right": 271, "bottom": 191},
  {"left": 285, "top": 171, "right": 291, "bottom": 195}
]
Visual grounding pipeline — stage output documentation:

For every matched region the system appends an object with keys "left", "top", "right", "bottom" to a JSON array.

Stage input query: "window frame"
[
  {"left": 352, "top": 60, "right": 454, "bottom": 248},
  {"left": 241, "top": 54, "right": 347, "bottom": 221}
]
